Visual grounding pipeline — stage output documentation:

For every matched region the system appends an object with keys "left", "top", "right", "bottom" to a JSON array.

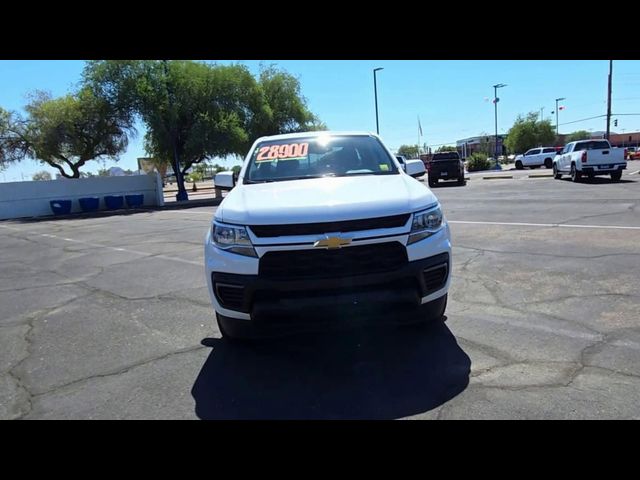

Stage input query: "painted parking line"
[
  {"left": 448, "top": 220, "right": 640, "bottom": 231},
  {"left": 0, "top": 223, "right": 202, "bottom": 266}
]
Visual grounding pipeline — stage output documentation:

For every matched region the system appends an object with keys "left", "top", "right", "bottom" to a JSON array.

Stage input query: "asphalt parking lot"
[{"left": 1, "top": 169, "right": 639, "bottom": 419}]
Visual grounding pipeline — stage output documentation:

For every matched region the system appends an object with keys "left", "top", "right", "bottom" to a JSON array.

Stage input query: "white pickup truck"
[
  {"left": 514, "top": 147, "right": 559, "bottom": 169},
  {"left": 205, "top": 131, "right": 452, "bottom": 340},
  {"left": 553, "top": 139, "right": 627, "bottom": 182}
]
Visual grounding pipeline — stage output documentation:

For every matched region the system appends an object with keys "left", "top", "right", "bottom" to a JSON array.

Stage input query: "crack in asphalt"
[
  {"left": 19, "top": 343, "right": 207, "bottom": 419},
  {"left": 559, "top": 204, "right": 639, "bottom": 226},
  {"left": 455, "top": 244, "right": 640, "bottom": 260}
]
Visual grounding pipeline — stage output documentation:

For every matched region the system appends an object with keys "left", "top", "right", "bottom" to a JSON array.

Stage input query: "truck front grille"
[
  {"left": 248, "top": 214, "right": 410, "bottom": 238},
  {"left": 259, "top": 242, "right": 408, "bottom": 279}
]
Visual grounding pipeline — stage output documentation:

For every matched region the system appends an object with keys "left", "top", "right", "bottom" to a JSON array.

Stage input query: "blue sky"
[{"left": 2, "top": 60, "right": 640, "bottom": 182}]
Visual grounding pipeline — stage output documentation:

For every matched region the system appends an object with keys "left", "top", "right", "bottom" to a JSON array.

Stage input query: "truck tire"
[
  {"left": 544, "top": 158, "right": 553, "bottom": 169},
  {"left": 611, "top": 171, "right": 622, "bottom": 181},
  {"left": 515, "top": 160, "right": 523, "bottom": 170},
  {"left": 553, "top": 164, "right": 562, "bottom": 179},
  {"left": 428, "top": 177, "right": 438, "bottom": 188},
  {"left": 570, "top": 164, "right": 582, "bottom": 183},
  {"left": 216, "top": 313, "right": 259, "bottom": 343},
  {"left": 457, "top": 176, "right": 466, "bottom": 186}
]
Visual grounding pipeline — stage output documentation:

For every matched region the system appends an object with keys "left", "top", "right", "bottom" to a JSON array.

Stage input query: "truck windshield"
[
  {"left": 575, "top": 141, "right": 611, "bottom": 150},
  {"left": 244, "top": 135, "right": 399, "bottom": 183},
  {"left": 432, "top": 152, "right": 459, "bottom": 161}
]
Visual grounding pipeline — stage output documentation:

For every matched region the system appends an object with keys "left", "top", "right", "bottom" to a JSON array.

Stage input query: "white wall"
[{"left": 0, "top": 173, "right": 164, "bottom": 220}]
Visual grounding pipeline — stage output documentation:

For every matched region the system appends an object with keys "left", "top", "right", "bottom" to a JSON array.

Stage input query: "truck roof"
[{"left": 254, "top": 131, "right": 378, "bottom": 142}]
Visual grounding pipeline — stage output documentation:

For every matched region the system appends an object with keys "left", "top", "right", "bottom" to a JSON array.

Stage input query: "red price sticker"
[{"left": 256, "top": 142, "right": 309, "bottom": 162}]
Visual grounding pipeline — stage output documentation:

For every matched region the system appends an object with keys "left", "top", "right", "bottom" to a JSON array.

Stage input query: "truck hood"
[{"left": 216, "top": 174, "right": 438, "bottom": 225}]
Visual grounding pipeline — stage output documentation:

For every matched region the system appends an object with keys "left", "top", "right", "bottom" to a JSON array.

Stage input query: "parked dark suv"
[{"left": 426, "top": 151, "right": 465, "bottom": 187}]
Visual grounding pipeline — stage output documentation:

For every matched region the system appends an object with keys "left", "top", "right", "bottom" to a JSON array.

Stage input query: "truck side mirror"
[
  {"left": 405, "top": 161, "right": 426, "bottom": 178},
  {"left": 214, "top": 171, "right": 236, "bottom": 191}
]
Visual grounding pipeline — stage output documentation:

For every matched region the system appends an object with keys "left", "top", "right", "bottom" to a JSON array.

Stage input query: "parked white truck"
[
  {"left": 553, "top": 139, "right": 627, "bottom": 182},
  {"left": 205, "top": 131, "right": 451, "bottom": 341}
]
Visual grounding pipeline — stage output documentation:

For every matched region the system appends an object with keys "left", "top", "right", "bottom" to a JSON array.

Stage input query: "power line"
[{"left": 558, "top": 115, "right": 607, "bottom": 126}]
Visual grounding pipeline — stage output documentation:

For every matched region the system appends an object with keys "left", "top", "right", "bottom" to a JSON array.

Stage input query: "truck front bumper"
[{"left": 209, "top": 251, "right": 450, "bottom": 323}]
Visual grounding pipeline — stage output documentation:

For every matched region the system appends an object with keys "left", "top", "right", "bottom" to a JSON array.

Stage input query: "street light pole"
[
  {"left": 606, "top": 60, "right": 613, "bottom": 140},
  {"left": 373, "top": 67, "right": 384, "bottom": 135},
  {"left": 555, "top": 97, "right": 566, "bottom": 137},
  {"left": 493, "top": 83, "right": 506, "bottom": 170}
]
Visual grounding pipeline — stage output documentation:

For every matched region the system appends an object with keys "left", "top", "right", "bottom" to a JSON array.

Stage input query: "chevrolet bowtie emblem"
[{"left": 314, "top": 236, "right": 352, "bottom": 249}]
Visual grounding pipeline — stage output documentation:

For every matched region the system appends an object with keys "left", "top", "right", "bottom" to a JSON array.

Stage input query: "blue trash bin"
[
  {"left": 79, "top": 197, "right": 100, "bottom": 212},
  {"left": 104, "top": 195, "right": 124, "bottom": 210},
  {"left": 50, "top": 200, "right": 72, "bottom": 215},
  {"left": 125, "top": 194, "right": 144, "bottom": 208}
]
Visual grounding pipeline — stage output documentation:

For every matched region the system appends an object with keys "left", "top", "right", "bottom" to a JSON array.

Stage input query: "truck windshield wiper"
[{"left": 244, "top": 179, "right": 275, "bottom": 184}]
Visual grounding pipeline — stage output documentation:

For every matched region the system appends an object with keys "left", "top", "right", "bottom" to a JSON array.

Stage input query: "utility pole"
[
  {"left": 540, "top": 107, "right": 544, "bottom": 122},
  {"left": 606, "top": 60, "right": 613, "bottom": 140}
]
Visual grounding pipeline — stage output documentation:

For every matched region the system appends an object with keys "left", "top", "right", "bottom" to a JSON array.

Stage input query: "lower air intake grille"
[
  {"left": 422, "top": 263, "right": 448, "bottom": 293},
  {"left": 215, "top": 283, "right": 245, "bottom": 310}
]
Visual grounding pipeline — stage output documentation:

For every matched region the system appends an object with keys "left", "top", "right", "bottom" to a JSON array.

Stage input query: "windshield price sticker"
[{"left": 256, "top": 143, "right": 309, "bottom": 162}]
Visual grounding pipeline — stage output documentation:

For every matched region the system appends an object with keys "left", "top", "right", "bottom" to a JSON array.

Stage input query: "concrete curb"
[
  {"left": 481, "top": 175, "right": 513, "bottom": 180},
  {"left": 528, "top": 173, "right": 554, "bottom": 178}
]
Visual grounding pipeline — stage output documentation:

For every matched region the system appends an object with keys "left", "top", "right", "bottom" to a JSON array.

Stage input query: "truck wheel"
[
  {"left": 553, "top": 164, "right": 562, "bottom": 179},
  {"left": 428, "top": 178, "right": 438, "bottom": 188},
  {"left": 457, "top": 176, "right": 466, "bottom": 186},
  {"left": 515, "top": 160, "right": 523, "bottom": 170},
  {"left": 544, "top": 158, "right": 553, "bottom": 169},
  {"left": 570, "top": 164, "right": 582, "bottom": 183},
  {"left": 216, "top": 313, "right": 259, "bottom": 343},
  {"left": 611, "top": 171, "right": 622, "bottom": 181}
]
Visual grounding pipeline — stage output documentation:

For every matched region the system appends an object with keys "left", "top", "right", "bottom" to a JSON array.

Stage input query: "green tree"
[
  {"left": 83, "top": 60, "right": 326, "bottom": 201},
  {"left": 436, "top": 145, "right": 457, "bottom": 153},
  {"left": 246, "top": 65, "right": 326, "bottom": 149},
  {"left": 32, "top": 170, "right": 52, "bottom": 181},
  {"left": 397, "top": 144, "right": 420, "bottom": 158},
  {"left": 505, "top": 112, "right": 555, "bottom": 154},
  {"left": 565, "top": 130, "right": 591, "bottom": 142},
  {"left": 83, "top": 60, "right": 324, "bottom": 200},
  {"left": 84, "top": 61, "right": 241, "bottom": 198},
  {"left": 0, "top": 89, "right": 133, "bottom": 178}
]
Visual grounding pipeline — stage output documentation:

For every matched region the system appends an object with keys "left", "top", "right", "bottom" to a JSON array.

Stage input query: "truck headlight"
[
  {"left": 211, "top": 222, "right": 257, "bottom": 257},
  {"left": 408, "top": 205, "right": 444, "bottom": 245}
]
